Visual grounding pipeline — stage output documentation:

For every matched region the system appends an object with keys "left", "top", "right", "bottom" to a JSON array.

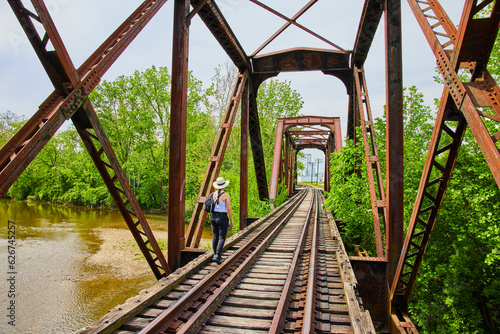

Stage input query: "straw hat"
[{"left": 213, "top": 176, "right": 229, "bottom": 189}]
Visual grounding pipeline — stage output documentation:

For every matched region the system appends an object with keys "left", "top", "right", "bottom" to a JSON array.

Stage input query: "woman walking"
[{"left": 210, "top": 176, "right": 234, "bottom": 264}]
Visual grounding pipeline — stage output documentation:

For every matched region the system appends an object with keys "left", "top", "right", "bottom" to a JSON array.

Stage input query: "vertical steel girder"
[
  {"left": 269, "top": 119, "right": 285, "bottom": 200},
  {"left": 385, "top": 0, "right": 405, "bottom": 292},
  {"left": 2, "top": 0, "right": 171, "bottom": 279},
  {"left": 248, "top": 78, "right": 270, "bottom": 200},
  {"left": 185, "top": 71, "right": 248, "bottom": 248},
  {"left": 168, "top": 0, "right": 190, "bottom": 271},
  {"left": 354, "top": 65, "right": 387, "bottom": 258},
  {"left": 390, "top": 0, "right": 500, "bottom": 322},
  {"left": 240, "top": 80, "right": 250, "bottom": 229}
]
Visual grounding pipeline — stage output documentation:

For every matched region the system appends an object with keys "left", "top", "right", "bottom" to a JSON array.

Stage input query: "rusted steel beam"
[
  {"left": 74, "top": 105, "right": 171, "bottom": 279},
  {"left": 296, "top": 144, "right": 327, "bottom": 152},
  {"left": 453, "top": 0, "right": 499, "bottom": 77},
  {"left": 352, "top": 0, "right": 385, "bottom": 66},
  {"left": 240, "top": 80, "right": 249, "bottom": 230},
  {"left": 334, "top": 117, "right": 343, "bottom": 151},
  {"left": 286, "top": 138, "right": 296, "bottom": 195},
  {"left": 7, "top": 0, "right": 75, "bottom": 93},
  {"left": 391, "top": 0, "right": 500, "bottom": 311},
  {"left": 347, "top": 76, "right": 360, "bottom": 140},
  {"left": 354, "top": 65, "right": 386, "bottom": 258},
  {"left": 250, "top": 0, "right": 345, "bottom": 56},
  {"left": 185, "top": 71, "right": 247, "bottom": 248},
  {"left": 168, "top": 0, "right": 190, "bottom": 271},
  {"left": 190, "top": 0, "right": 250, "bottom": 69},
  {"left": 252, "top": 48, "right": 350, "bottom": 74},
  {"left": 294, "top": 139, "right": 328, "bottom": 146},
  {"left": 2, "top": 0, "right": 171, "bottom": 278},
  {"left": 391, "top": 93, "right": 467, "bottom": 309},
  {"left": 289, "top": 131, "right": 330, "bottom": 137},
  {"left": 248, "top": 76, "right": 269, "bottom": 200},
  {"left": 283, "top": 134, "right": 291, "bottom": 191},
  {"left": 324, "top": 138, "right": 332, "bottom": 192},
  {"left": 385, "top": 0, "right": 404, "bottom": 289},
  {"left": 390, "top": 310, "right": 419, "bottom": 333},
  {"left": 79, "top": 0, "right": 170, "bottom": 81},
  {"left": 269, "top": 119, "right": 285, "bottom": 200},
  {"left": 283, "top": 116, "right": 340, "bottom": 127},
  {"left": 290, "top": 151, "right": 297, "bottom": 194},
  {"left": 0, "top": 0, "right": 169, "bottom": 196},
  {"left": 187, "top": 0, "right": 208, "bottom": 22}
]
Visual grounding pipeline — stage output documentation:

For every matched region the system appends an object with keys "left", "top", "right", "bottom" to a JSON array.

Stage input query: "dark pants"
[{"left": 211, "top": 212, "right": 229, "bottom": 256}]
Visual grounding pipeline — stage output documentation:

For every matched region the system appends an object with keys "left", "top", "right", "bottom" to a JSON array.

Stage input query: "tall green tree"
[{"left": 90, "top": 66, "right": 214, "bottom": 210}]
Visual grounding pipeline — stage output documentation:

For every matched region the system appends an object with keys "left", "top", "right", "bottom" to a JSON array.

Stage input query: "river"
[{"left": 0, "top": 199, "right": 213, "bottom": 333}]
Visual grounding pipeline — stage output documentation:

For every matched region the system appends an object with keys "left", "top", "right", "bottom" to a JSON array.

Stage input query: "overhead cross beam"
[
  {"left": 252, "top": 48, "right": 350, "bottom": 74},
  {"left": 3, "top": 0, "right": 171, "bottom": 279}
]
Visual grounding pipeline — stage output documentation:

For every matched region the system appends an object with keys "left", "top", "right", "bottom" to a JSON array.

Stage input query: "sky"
[{"left": 0, "top": 0, "right": 465, "bottom": 169}]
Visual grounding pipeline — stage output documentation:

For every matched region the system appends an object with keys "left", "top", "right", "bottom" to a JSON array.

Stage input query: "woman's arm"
[{"left": 224, "top": 194, "right": 234, "bottom": 228}]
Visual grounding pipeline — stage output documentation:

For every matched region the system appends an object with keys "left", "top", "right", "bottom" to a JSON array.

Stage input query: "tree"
[
  {"left": 90, "top": 66, "right": 214, "bottom": 210},
  {"left": 0, "top": 111, "right": 25, "bottom": 148},
  {"left": 256, "top": 79, "right": 304, "bottom": 185}
]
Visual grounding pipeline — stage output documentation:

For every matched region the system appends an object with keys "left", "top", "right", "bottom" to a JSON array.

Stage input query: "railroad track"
[{"left": 80, "top": 187, "right": 374, "bottom": 334}]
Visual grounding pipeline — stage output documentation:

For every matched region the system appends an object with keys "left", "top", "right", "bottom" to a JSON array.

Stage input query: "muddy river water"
[{"left": 0, "top": 199, "right": 213, "bottom": 333}]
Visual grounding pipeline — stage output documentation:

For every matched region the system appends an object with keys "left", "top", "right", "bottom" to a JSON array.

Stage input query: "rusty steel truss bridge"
[{"left": 2, "top": 0, "right": 500, "bottom": 332}]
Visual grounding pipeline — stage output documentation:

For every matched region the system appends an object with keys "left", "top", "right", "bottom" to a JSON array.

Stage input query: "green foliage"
[
  {"left": 324, "top": 130, "right": 375, "bottom": 254},
  {"left": 326, "top": 81, "right": 500, "bottom": 331},
  {"left": 0, "top": 111, "right": 25, "bottom": 148},
  {"left": 410, "top": 126, "right": 500, "bottom": 333},
  {"left": 256, "top": 79, "right": 304, "bottom": 177}
]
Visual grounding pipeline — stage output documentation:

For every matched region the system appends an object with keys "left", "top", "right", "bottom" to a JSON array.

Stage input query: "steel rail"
[
  {"left": 302, "top": 190, "right": 319, "bottom": 333},
  {"left": 269, "top": 188, "right": 317, "bottom": 333},
  {"left": 139, "top": 189, "right": 310, "bottom": 333}
]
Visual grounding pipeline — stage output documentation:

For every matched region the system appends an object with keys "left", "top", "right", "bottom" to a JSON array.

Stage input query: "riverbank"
[
  {"left": 16, "top": 197, "right": 169, "bottom": 214},
  {"left": 86, "top": 228, "right": 169, "bottom": 279}
]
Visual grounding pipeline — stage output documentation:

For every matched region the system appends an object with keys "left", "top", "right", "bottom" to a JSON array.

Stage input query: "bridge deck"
[{"left": 78, "top": 188, "right": 374, "bottom": 333}]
